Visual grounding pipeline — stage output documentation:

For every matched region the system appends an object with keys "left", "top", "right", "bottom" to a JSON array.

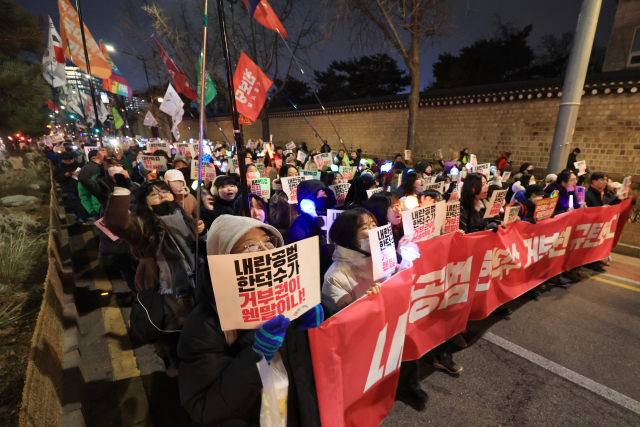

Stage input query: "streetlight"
[{"left": 104, "top": 44, "right": 154, "bottom": 105}]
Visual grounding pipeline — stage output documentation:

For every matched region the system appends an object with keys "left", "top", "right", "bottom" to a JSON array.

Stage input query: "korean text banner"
[
  {"left": 309, "top": 268, "right": 413, "bottom": 427},
  {"left": 233, "top": 52, "right": 273, "bottom": 122},
  {"left": 208, "top": 236, "right": 321, "bottom": 331}
]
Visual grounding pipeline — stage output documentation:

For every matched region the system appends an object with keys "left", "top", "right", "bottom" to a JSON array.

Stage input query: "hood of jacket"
[
  {"left": 519, "top": 163, "right": 532, "bottom": 174},
  {"left": 344, "top": 175, "right": 377, "bottom": 207},
  {"left": 297, "top": 179, "right": 337, "bottom": 208}
]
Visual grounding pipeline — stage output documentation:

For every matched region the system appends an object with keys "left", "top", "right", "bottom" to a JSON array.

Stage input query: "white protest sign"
[
  {"left": 300, "top": 169, "right": 322, "bottom": 180},
  {"left": 366, "top": 187, "right": 383, "bottom": 198},
  {"left": 483, "top": 189, "right": 507, "bottom": 218},
  {"left": 443, "top": 201, "right": 460, "bottom": 233},
  {"left": 404, "top": 150, "right": 411, "bottom": 161},
  {"left": 249, "top": 177, "right": 271, "bottom": 199},
  {"left": 423, "top": 181, "right": 444, "bottom": 194},
  {"left": 472, "top": 163, "right": 491, "bottom": 178},
  {"left": 94, "top": 217, "right": 120, "bottom": 241},
  {"left": 190, "top": 160, "right": 217, "bottom": 180},
  {"left": 83, "top": 145, "right": 99, "bottom": 160},
  {"left": 325, "top": 209, "right": 343, "bottom": 244},
  {"left": 575, "top": 186, "right": 586, "bottom": 205},
  {"left": 501, "top": 171, "right": 511, "bottom": 182},
  {"left": 401, "top": 202, "right": 445, "bottom": 242},
  {"left": 175, "top": 143, "right": 198, "bottom": 157},
  {"left": 619, "top": 176, "right": 631, "bottom": 196},
  {"left": 285, "top": 141, "right": 296, "bottom": 151},
  {"left": 424, "top": 175, "right": 436, "bottom": 185},
  {"left": 208, "top": 236, "right": 321, "bottom": 331},
  {"left": 449, "top": 182, "right": 461, "bottom": 202},
  {"left": 314, "top": 153, "right": 332, "bottom": 169},
  {"left": 51, "top": 134, "right": 65, "bottom": 144},
  {"left": 339, "top": 166, "right": 357, "bottom": 181},
  {"left": 281, "top": 175, "right": 312, "bottom": 204},
  {"left": 9, "top": 156, "right": 24, "bottom": 170},
  {"left": 574, "top": 160, "right": 587, "bottom": 176},
  {"left": 247, "top": 140, "right": 258, "bottom": 150},
  {"left": 368, "top": 224, "right": 398, "bottom": 281},
  {"left": 329, "top": 183, "right": 351, "bottom": 207},
  {"left": 533, "top": 194, "right": 559, "bottom": 221},
  {"left": 140, "top": 155, "right": 168, "bottom": 172},
  {"left": 148, "top": 141, "right": 171, "bottom": 155},
  {"left": 296, "top": 151, "right": 307, "bottom": 164},
  {"left": 504, "top": 204, "right": 521, "bottom": 224},
  {"left": 470, "top": 154, "right": 477, "bottom": 166}
]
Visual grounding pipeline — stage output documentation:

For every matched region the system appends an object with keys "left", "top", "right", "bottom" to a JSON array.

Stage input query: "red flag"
[
  {"left": 244, "top": 0, "right": 287, "bottom": 37},
  {"left": 45, "top": 100, "right": 57, "bottom": 111},
  {"left": 154, "top": 37, "right": 198, "bottom": 102},
  {"left": 232, "top": 52, "right": 273, "bottom": 122}
]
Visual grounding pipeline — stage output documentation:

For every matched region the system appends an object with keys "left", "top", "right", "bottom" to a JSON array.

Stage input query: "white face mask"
[
  {"left": 414, "top": 185, "right": 424, "bottom": 193},
  {"left": 108, "top": 166, "right": 124, "bottom": 177},
  {"left": 359, "top": 238, "right": 371, "bottom": 252}
]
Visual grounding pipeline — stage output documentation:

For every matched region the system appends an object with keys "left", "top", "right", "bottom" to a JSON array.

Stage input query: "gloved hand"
[
  {"left": 254, "top": 314, "right": 290, "bottom": 362},
  {"left": 298, "top": 304, "right": 324, "bottom": 331},
  {"left": 114, "top": 173, "right": 130, "bottom": 188}
]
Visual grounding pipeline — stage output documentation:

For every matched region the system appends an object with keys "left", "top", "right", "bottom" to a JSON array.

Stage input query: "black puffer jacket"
[{"left": 179, "top": 216, "right": 337, "bottom": 427}]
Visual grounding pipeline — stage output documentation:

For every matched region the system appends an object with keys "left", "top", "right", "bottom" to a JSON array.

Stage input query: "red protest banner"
[
  {"left": 154, "top": 37, "right": 198, "bottom": 102},
  {"left": 233, "top": 52, "right": 273, "bottom": 122},
  {"left": 309, "top": 269, "right": 413, "bottom": 427}
]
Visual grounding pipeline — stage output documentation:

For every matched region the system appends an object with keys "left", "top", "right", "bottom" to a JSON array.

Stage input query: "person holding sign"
[
  {"left": 459, "top": 173, "right": 505, "bottom": 234},
  {"left": 323, "top": 171, "right": 344, "bottom": 187},
  {"left": 543, "top": 170, "right": 581, "bottom": 214},
  {"left": 513, "top": 185, "right": 545, "bottom": 221},
  {"left": 603, "top": 176, "right": 626, "bottom": 206},
  {"left": 287, "top": 180, "right": 337, "bottom": 245},
  {"left": 399, "top": 171, "right": 425, "bottom": 209},
  {"left": 178, "top": 215, "right": 327, "bottom": 427},
  {"left": 269, "top": 165, "right": 300, "bottom": 240},
  {"left": 585, "top": 172, "right": 610, "bottom": 208},
  {"left": 508, "top": 174, "right": 536, "bottom": 204},
  {"left": 364, "top": 192, "right": 404, "bottom": 244},
  {"left": 343, "top": 175, "right": 376, "bottom": 208},
  {"left": 54, "top": 151, "right": 89, "bottom": 225}
]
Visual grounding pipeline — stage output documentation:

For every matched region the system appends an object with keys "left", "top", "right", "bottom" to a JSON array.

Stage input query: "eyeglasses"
[
  {"left": 242, "top": 235, "right": 278, "bottom": 253},
  {"left": 148, "top": 190, "right": 172, "bottom": 200},
  {"left": 390, "top": 205, "right": 402, "bottom": 212}
]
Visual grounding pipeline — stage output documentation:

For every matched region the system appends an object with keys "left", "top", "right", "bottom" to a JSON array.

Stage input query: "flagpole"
[
  {"left": 65, "top": 40, "right": 86, "bottom": 138},
  {"left": 74, "top": 0, "right": 102, "bottom": 147},
  {"left": 217, "top": 0, "right": 250, "bottom": 218}
]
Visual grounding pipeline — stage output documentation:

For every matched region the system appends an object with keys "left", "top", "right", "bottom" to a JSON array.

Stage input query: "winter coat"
[
  {"left": 603, "top": 189, "right": 622, "bottom": 206},
  {"left": 209, "top": 195, "right": 236, "bottom": 223},
  {"left": 322, "top": 245, "right": 380, "bottom": 309},
  {"left": 585, "top": 185, "right": 605, "bottom": 207},
  {"left": 497, "top": 153, "right": 510, "bottom": 171},
  {"left": 178, "top": 215, "right": 328, "bottom": 427},
  {"left": 544, "top": 181, "right": 579, "bottom": 214},
  {"left": 287, "top": 180, "right": 336, "bottom": 245},
  {"left": 513, "top": 191, "right": 535, "bottom": 221},
  {"left": 176, "top": 193, "right": 198, "bottom": 219},
  {"left": 269, "top": 189, "right": 298, "bottom": 239},
  {"left": 344, "top": 175, "right": 376, "bottom": 208},
  {"left": 459, "top": 200, "right": 501, "bottom": 234},
  {"left": 567, "top": 153, "right": 579, "bottom": 173},
  {"left": 78, "top": 168, "right": 102, "bottom": 214},
  {"left": 53, "top": 161, "right": 82, "bottom": 194},
  {"left": 320, "top": 143, "right": 332, "bottom": 153}
]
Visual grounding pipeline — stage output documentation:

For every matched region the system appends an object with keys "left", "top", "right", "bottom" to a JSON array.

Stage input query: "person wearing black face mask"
[
  {"left": 287, "top": 179, "right": 337, "bottom": 246},
  {"left": 102, "top": 180, "right": 206, "bottom": 375}
]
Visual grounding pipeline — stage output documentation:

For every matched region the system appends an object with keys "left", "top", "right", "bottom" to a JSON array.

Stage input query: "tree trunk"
[
  {"left": 405, "top": 35, "right": 421, "bottom": 153},
  {"left": 260, "top": 106, "right": 270, "bottom": 142}
]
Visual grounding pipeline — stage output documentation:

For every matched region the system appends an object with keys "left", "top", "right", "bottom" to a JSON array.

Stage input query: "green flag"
[
  {"left": 198, "top": 53, "right": 216, "bottom": 105},
  {"left": 111, "top": 107, "right": 124, "bottom": 130}
]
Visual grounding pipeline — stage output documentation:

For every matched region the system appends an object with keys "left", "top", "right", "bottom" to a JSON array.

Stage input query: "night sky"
[{"left": 18, "top": 0, "right": 618, "bottom": 93}]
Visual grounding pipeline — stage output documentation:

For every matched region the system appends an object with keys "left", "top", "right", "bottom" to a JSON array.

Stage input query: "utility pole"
[
  {"left": 547, "top": 0, "right": 603, "bottom": 174},
  {"left": 216, "top": 0, "right": 250, "bottom": 217}
]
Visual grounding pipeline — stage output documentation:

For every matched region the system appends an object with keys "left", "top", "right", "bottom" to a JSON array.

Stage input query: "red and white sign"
[
  {"left": 483, "top": 189, "right": 507, "bottom": 218},
  {"left": 233, "top": 52, "right": 273, "bottom": 122},
  {"left": 95, "top": 217, "right": 119, "bottom": 241},
  {"left": 401, "top": 202, "right": 445, "bottom": 242},
  {"left": 443, "top": 201, "right": 460, "bottom": 233},
  {"left": 329, "top": 183, "right": 350, "bottom": 207},
  {"left": 208, "top": 236, "right": 321, "bottom": 331},
  {"left": 190, "top": 160, "right": 216, "bottom": 180},
  {"left": 83, "top": 145, "right": 98, "bottom": 160},
  {"left": 175, "top": 143, "right": 198, "bottom": 157},
  {"left": 404, "top": 149, "right": 411, "bottom": 161},
  {"left": 504, "top": 204, "right": 521, "bottom": 224},
  {"left": 533, "top": 195, "right": 559, "bottom": 221},
  {"left": 314, "top": 153, "right": 332, "bottom": 169},
  {"left": 281, "top": 175, "right": 311, "bottom": 204},
  {"left": 148, "top": 141, "right": 170, "bottom": 155},
  {"left": 339, "top": 166, "right": 357, "bottom": 181},
  {"left": 501, "top": 171, "right": 511, "bottom": 182},
  {"left": 140, "top": 155, "right": 167, "bottom": 172},
  {"left": 296, "top": 150, "right": 307, "bottom": 164},
  {"left": 249, "top": 177, "right": 270, "bottom": 199},
  {"left": 368, "top": 224, "right": 398, "bottom": 281},
  {"left": 472, "top": 163, "right": 491, "bottom": 178},
  {"left": 285, "top": 141, "right": 296, "bottom": 151},
  {"left": 574, "top": 160, "right": 587, "bottom": 176}
]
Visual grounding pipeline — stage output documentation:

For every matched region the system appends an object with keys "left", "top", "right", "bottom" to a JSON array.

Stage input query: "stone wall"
[{"left": 176, "top": 90, "right": 640, "bottom": 180}]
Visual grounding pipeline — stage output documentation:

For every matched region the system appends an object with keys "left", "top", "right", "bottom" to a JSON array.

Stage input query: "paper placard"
[
  {"left": 504, "top": 204, "right": 521, "bottom": 224},
  {"left": 175, "top": 143, "right": 198, "bottom": 157},
  {"left": 329, "top": 183, "right": 351, "bottom": 207},
  {"left": 366, "top": 187, "right": 383, "bottom": 198},
  {"left": 148, "top": 141, "right": 170, "bottom": 155},
  {"left": 300, "top": 169, "right": 322, "bottom": 180},
  {"left": 281, "top": 175, "right": 312, "bottom": 204},
  {"left": 314, "top": 153, "right": 333, "bottom": 169},
  {"left": 83, "top": 146, "right": 99, "bottom": 160},
  {"left": 249, "top": 177, "right": 271, "bottom": 199},
  {"left": 619, "top": 176, "right": 631, "bottom": 196},
  {"left": 247, "top": 140, "right": 258, "bottom": 149},
  {"left": 297, "top": 151, "right": 307, "bottom": 164},
  {"left": 574, "top": 160, "right": 587, "bottom": 176},
  {"left": 95, "top": 217, "right": 119, "bottom": 241},
  {"left": 368, "top": 224, "right": 398, "bottom": 281},
  {"left": 208, "top": 237, "right": 321, "bottom": 331},
  {"left": 533, "top": 195, "right": 559, "bottom": 221},
  {"left": 284, "top": 141, "right": 295, "bottom": 151},
  {"left": 51, "top": 134, "right": 65, "bottom": 144},
  {"left": 470, "top": 154, "right": 477, "bottom": 166},
  {"left": 443, "top": 201, "right": 460, "bottom": 233},
  {"left": 449, "top": 182, "right": 461, "bottom": 202},
  {"left": 501, "top": 171, "right": 511, "bottom": 182},
  {"left": 401, "top": 201, "right": 445, "bottom": 242},
  {"left": 140, "top": 155, "right": 168, "bottom": 172},
  {"left": 575, "top": 186, "right": 586, "bottom": 205},
  {"left": 404, "top": 150, "right": 411, "bottom": 161},
  {"left": 472, "top": 163, "right": 491, "bottom": 178},
  {"left": 423, "top": 181, "right": 444, "bottom": 194},
  {"left": 423, "top": 175, "right": 436, "bottom": 185},
  {"left": 190, "top": 160, "right": 217, "bottom": 180},
  {"left": 9, "top": 156, "right": 24, "bottom": 170},
  {"left": 325, "top": 209, "right": 343, "bottom": 244},
  {"left": 483, "top": 189, "right": 507, "bottom": 218},
  {"left": 339, "top": 166, "right": 357, "bottom": 181}
]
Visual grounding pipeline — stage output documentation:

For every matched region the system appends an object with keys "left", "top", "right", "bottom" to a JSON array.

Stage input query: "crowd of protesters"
[{"left": 40, "top": 136, "right": 632, "bottom": 425}]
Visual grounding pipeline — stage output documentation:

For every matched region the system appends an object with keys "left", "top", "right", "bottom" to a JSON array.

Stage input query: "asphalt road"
[{"left": 383, "top": 254, "right": 640, "bottom": 426}]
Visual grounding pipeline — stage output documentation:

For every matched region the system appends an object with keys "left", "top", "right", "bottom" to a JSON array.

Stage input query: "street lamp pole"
[{"left": 105, "top": 46, "right": 154, "bottom": 105}]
